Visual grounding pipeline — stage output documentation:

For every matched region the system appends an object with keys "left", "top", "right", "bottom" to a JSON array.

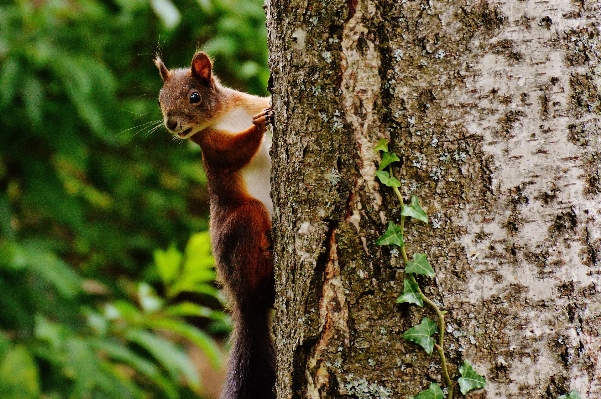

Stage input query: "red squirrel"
[{"left": 154, "top": 52, "right": 275, "bottom": 399}]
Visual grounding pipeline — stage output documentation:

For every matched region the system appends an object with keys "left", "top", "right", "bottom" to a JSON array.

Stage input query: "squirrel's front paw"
[{"left": 252, "top": 108, "right": 274, "bottom": 127}]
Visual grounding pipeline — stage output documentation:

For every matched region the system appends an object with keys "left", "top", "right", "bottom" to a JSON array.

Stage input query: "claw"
[
  {"left": 264, "top": 108, "right": 274, "bottom": 125},
  {"left": 252, "top": 107, "right": 274, "bottom": 126}
]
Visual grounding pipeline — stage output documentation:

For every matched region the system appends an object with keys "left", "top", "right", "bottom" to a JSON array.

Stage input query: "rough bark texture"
[{"left": 267, "top": 0, "right": 600, "bottom": 398}]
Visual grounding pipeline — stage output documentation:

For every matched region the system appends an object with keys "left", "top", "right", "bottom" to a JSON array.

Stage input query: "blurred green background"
[{"left": 0, "top": 0, "right": 268, "bottom": 397}]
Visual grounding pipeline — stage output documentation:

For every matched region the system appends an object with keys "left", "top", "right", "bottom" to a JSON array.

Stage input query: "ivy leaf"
[
  {"left": 409, "top": 382, "right": 444, "bottom": 399},
  {"left": 375, "top": 221, "right": 404, "bottom": 248},
  {"left": 374, "top": 138, "right": 389, "bottom": 153},
  {"left": 405, "top": 253, "right": 435, "bottom": 277},
  {"left": 376, "top": 171, "right": 401, "bottom": 188},
  {"left": 402, "top": 317, "right": 437, "bottom": 354},
  {"left": 379, "top": 152, "right": 400, "bottom": 171},
  {"left": 558, "top": 391, "right": 582, "bottom": 399},
  {"left": 397, "top": 278, "right": 423, "bottom": 307},
  {"left": 401, "top": 195, "right": 428, "bottom": 223},
  {"left": 458, "top": 360, "right": 486, "bottom": 395}
]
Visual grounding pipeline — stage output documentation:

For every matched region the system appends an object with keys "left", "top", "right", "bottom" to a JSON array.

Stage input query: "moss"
[
  {"left": 458, "top": 1, "right": 505, "bottom": 32},
  {"left": 569, "top": 72, "right": 601, "bottom": 114},
  {"left": 544, "top": 375, "right": 570, "bottom": 399},
  {"left": 550, "top": 209, "right": 578, "bottom": 236},
  {"left": 567, "top": 121, "right": 599, "bottom": 146},
  {"left": 495, "top": 110, "right": 527, "bottom": 138},
  {"left": 534, "top": 183, "right": 559, "bottom": 205},
  {"left": 517, "top": 14, "right": 534, "bottom": 29},
  {"left": 564, "top": 25, "right": 599, "bottom": 66},
  {"left": 502, "top": 214, "right": 521, "bottom": 235},
  {"left": 585, "top": 168, "right": 601, "bottom": 196}
]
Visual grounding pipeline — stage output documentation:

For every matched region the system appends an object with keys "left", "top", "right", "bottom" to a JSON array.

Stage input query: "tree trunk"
[{"left": 266, "top": 0, "right": 600, "bottom": 397}]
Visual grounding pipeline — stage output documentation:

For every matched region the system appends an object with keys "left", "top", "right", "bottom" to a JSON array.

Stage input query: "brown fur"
[{"left": 155, "top": 52, "right": 275, "bottom": 399}]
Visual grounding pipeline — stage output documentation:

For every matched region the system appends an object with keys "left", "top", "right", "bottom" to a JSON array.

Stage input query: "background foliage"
[{"left": 0, "top": 0, "right": 268, "bottom": 397}]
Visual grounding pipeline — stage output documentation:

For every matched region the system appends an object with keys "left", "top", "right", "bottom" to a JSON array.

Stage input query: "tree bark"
[{"left": 266, "top": 0, "right": 601, "bottom": 397}]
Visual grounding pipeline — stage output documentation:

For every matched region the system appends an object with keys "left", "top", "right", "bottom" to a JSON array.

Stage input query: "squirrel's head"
[{"left": 154, "top": 52, "right": 222, "bottom": 139}]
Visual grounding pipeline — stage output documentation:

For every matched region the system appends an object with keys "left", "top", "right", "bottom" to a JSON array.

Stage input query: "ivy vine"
[
  {"left": 374, "top": 139, "right": 584, "bottom": 399},
  {"left": 374, "top": 139, "right": 485, "bottom": 398}
]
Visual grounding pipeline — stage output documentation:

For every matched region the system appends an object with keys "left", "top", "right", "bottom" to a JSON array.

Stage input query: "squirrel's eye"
[{"left": 189, "top": 92, "right": 201, "bottom": 104}]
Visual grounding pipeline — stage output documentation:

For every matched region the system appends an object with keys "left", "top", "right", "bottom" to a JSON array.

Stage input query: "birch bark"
[{"left": 267, "top": 0, "right": 601, "bottom": 397}]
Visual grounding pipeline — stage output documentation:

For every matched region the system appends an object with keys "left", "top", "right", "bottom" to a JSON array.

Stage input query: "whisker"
[
  {"left": 171, "top": 135, "right": 185, "bottom": 145},
  {"left": 120, "top": 119, "right": 161, "bottom": 135},
  {"left": 123, "top": 110, "right": 154, "bottom": 118},
  {"left": 144, "top": 123, "right": 166, "bottom": 138},
  {"left": 122, "top": 120, "right": 164, "bottom": 143}
]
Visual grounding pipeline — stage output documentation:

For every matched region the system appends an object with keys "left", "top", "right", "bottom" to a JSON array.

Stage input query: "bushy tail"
[{"left": 221, "top": 302, "right": 275, "bottom": 399}]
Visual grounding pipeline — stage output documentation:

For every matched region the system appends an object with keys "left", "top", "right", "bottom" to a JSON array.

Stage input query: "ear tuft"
[
  {"left": 154, "top": 56, "right": 170, "bottom": 81},
  {"left": 191, "top": 52, "right": 213, "bottom": 84}
]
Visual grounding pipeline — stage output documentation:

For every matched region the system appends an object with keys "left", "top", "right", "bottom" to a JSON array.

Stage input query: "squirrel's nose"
[{"left": 166, "top": 117, "right": 178, "bottom": 131}]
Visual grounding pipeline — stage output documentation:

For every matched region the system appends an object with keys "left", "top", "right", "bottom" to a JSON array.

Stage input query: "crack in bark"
[
  {"left": 340, "top": 0, "right": 384, "bottom": 231},
  {"left": 306, "top": 222, "right": 349, "bottom": 398}
]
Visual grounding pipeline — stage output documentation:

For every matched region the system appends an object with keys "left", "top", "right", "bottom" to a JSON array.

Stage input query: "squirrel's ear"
[
  {"left": 191, "top": 52, "right": 212, "bottom": 84},
  {"left": 154, "top": 57, "right": 170, "bottom": 81}
]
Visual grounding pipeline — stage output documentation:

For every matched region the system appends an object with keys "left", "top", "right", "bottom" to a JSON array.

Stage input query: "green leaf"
[
  {"left": 151, "top": 0, "right": 181, "bottom": 29},
  {"left": 397, "top": 278, "right": 423, "bottom": 307},
  {"left": 0, "top": 332, "right": 9, "bottom": 358},
  {"left": 165, "top": 303, "right": 230, "bottom": 329},
  {"left": 402, "top": 317, "right": 437, "bottom": 354},
  {"left": 0, "top": 346, "right": 40, "bottom": 399},
  {"left": 64, "top": 337, "right": 101, "bottom": 397},
  {"left": 379, "top": 152, "right": 400, "bottom": 171},
  {"left": 0, "top": 242, "right": 25, "bottom": 270},
  {"left": 125, "top": 329, "right": 200, "bottom": 390},
  {"left": 145, "top": 318, "right": 222, "bottom": 369},
  {"left": 405, "top": 253, "right": 435, "bottom": 277},
  {"left": 374, "top": 138, "right": 389, "bottom": 153},
  {"left": 104, "top": 300, "right": 142, "bottom": 323},
  {"left": 458, "top": 360, "right": 486, "bottom": 395},
  {"left": 558, "top": 391, "right": 582, "bottom": 399},
  {"left": 154, "top": 244, "right": 182, "bottom": 285},
  {"left": 181, "top": 231, "right": 215, "bottom": 283},
  {"left": 20, "top": 242, "right": 83, "bottom": 299},
  {"left": 84, "top": 307, "right": 109, "bottom": 335},
  {"left": 170, "top": 283, "right": 220, "bottom": 299},
  {"left": 138, "top": 283, "right": 164, "bottom": 313},
  {"left": 401, "top": 195, "right": 428, "bottom": 223},
  {"left": 165, "top": 232, "right": 217, "bottom": 298},
  {"left": 165, "top": 302, "right": 214, "bottom": 318},
  {"left": 23, "top": 75, "right": 44, "bottom": 127},
  {"left": 0, "top": 58, "right": 21, "bottom": 108},
  {"left": 0, "top": 194, "right": 13, "bottom": 240},
  {"left": 410, "top": 382, "right": 444, "bottom": 399},
  {"left": 34, "top": 315, "right": 69, "bottom": 349},
  {"left": 375, "top": 170, "right": 401, "bottom": 188},
  {"left": 94, "top": 360, "right": 145, "bottom": 399},
  {"left": 54, "top": 55, "right": 114, "bottom": 136},
  {"left": 91, "top": 339, "right": 178, "bottom": 399},
  {"left": 375, "top": 221, "right": 404, "bottom": 248}
]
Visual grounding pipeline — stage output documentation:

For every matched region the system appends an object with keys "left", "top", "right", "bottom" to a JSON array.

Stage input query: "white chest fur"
[
  {"left": 214, "top": 108, "right": 256, "bottom": 133},
  {"left": 240, "top": 136, "right": 273, "bottom": 218},
  {"left": 214, "top": 108, "right": 273, "bottom": 218}
]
